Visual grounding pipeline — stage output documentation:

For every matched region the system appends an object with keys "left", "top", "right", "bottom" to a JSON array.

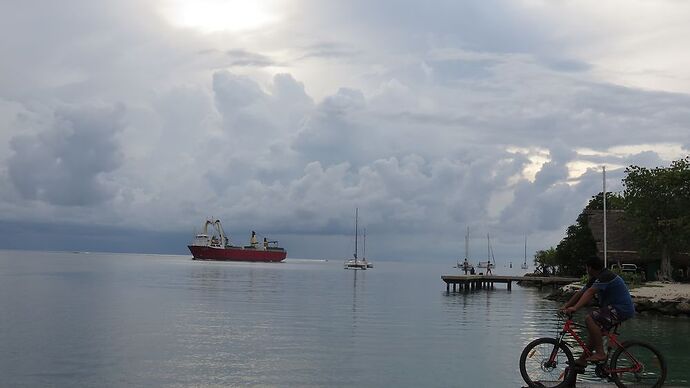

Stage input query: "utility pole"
[{"left": 603, "top": 166, "right": 607, "bottom": 269}]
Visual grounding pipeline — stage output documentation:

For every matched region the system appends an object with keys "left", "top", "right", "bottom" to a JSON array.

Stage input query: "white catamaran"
[{"left": 344, "top": 208, "right": 369, "bottom": 270}]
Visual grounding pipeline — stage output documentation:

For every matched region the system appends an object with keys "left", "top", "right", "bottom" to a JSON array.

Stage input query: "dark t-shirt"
[{"left": 584, "top": 269, "right": 635, "bottom": 320}]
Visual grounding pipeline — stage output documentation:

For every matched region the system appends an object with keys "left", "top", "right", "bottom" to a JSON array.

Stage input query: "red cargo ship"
[{"left": 188, "top": 219, "right": 286, "bottom": 262}]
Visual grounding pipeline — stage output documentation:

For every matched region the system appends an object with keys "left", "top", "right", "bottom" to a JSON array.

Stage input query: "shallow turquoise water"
[{"left": 0, "top": 250, "right": 687, "bottom": 387}]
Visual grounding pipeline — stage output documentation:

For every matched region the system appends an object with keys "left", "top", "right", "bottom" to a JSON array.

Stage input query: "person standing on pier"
[
  {"left": 559, "top": 256, "right": 635, "bottom": 366},
  {"left": 486, "top": 261, "right": 493, "bottom": 275},
  {"left": 463, "top": 258, "right": 470, "bottom": 275}
]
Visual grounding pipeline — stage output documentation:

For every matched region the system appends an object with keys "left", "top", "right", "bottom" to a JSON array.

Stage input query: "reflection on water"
[
  {"left": 0, "top": 251, "right": 688, "bottom": 387},
  {"left": 352, "top": 269, "right": 362, "bottom": 329}
]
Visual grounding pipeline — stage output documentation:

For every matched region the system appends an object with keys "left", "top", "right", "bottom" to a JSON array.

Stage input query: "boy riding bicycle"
[{"left": 559, "top": 256, "right": 635, "bottom": 367}]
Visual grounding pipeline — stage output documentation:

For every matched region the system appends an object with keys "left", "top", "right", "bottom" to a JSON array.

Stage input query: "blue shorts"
[{"left": 590, "top": 305, "right": 623, "bottom": 332}]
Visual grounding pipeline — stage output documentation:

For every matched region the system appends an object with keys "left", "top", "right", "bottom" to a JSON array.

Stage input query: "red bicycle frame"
[{"left": 549, "top": 317, "right": 644, "bottom": 375}]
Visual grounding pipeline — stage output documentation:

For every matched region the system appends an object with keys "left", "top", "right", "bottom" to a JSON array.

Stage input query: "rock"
[
  {"left": 658, "top": 302, "right": 678, "bottom": 315},
  {"left": 677, "top": 302, "right": 690, "bottom": 314},
  {"left": 542, "top": 280, "right": 690, "bottom": 317},
  {"left": 633, "top": 297, "right": 653, "bottom": 312},
  {"left": 545, "top": 283, "right": 581, "bottom": 302}
]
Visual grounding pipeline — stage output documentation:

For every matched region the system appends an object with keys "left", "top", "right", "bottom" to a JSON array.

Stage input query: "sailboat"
[
  {"left": 361, "top": 228, "right": 374, "bottom": 268},
  {"left": 344, "top": 208, "right": 367, "bottom": 270},
  {"left": 477, "top": 233, "right": 496, "bottom": 272},
  {"left": 521, "top": 235, "right": 529, "bottom": 270},
  {"left": 455, "top": 227, "right": 473, "bottom": 273}
]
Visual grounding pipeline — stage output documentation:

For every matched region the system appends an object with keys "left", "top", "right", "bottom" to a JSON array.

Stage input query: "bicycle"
[{"left": 519, "top": 311, "right": 667, "bottom": 388}]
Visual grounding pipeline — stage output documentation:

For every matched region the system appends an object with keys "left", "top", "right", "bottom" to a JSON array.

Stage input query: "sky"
[{"left": 1, "top": 0, "right": 689, "bottom": 261}]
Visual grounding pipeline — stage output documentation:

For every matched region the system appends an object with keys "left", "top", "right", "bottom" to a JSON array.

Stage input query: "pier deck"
[
  {"left": 442, "top": 274, "right": 579, "bottom": 292},
  {"left": 521, "top": 383, "right": 681, "bottom": 388}
]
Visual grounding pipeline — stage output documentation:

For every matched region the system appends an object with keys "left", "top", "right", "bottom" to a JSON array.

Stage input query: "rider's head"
[{"left": 585, "top": 255, "right": 604, "bottom": 276}]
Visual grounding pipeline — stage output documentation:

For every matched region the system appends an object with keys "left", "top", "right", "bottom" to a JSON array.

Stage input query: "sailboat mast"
[
  {"left": 524, "top": 235, "right": 527, "bottom": 265},
  {"left": 603, "top": 166, "right": 607, "bottom": 269},
  {"left": 487, "top": 233, "right": 490, "bottom": 263},
  {"left": 354, "top": 208, "right": 358, "bottom": 263},
  {"left": 465, "top": 227, "right": 469, "bottom": 260},
  {"left": 363, "top": 228, "right": 366, "bottom": 260}
]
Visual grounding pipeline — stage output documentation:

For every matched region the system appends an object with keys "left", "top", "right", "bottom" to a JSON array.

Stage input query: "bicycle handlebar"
[{"left": 557, "top": 310, "right": 573, "bottom": 320}]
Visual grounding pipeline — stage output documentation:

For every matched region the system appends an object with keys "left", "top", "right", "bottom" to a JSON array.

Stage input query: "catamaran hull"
[{"left": 188, "top": 245, "right": 286, "bottom": 262}]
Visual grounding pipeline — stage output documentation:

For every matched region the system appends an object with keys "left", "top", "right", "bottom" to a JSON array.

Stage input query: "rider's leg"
[
  {"left": 585, "top": 314, "right": 605, "bottom": 361},
  {"left": 575, "top": 314, "right": 603, "bottom": 365}
]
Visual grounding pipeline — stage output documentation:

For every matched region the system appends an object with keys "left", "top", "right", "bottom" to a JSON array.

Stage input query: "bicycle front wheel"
[
  {"left": 519, "top": 337, "right": 575, "bottom": 388},
  {"left": 610, "top": 340, "right": 667, "bottom": 388}
]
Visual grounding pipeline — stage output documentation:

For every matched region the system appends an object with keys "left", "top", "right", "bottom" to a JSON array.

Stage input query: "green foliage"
[
  {"left": 610, "top": 267, "right": 643, "bottom": 288},
  {"left": 623, "top": 156, "right": 690, "bottom": 279},
  {"left": 554, "top": 212, "right": 597, "bottom": 276},
  {"left": 533, "top": 247, "right": 557, "bottom": 275},
  {"left": 586, "top": 191, "right": 626, "bottom": 211},
  {"left": 545, "top": 156, "right": 690, "bottom": 280}
]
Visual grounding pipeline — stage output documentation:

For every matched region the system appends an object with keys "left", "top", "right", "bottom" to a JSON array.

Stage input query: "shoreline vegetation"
[
  {"left": 532, "top": 157, "right": 690, "bottom": 283},
  {"left": 543, "top": 280, "right": 690, "bottom": 317}
]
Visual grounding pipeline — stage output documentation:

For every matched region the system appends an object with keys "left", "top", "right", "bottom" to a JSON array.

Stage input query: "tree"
[
  {"left": 586, "top": 191, "right": 626, "bottom": 211},
  {"left": 534, "top": 247, "right": 557, "bottom": 275},
  {"left": 547, "top": 194, "right": 602, "bottom": 277},
  {"left": 555, "top": 212, "right": 597, "bottom": 276},
  {"left": 623, "top": 157, "right": 690, "bottom": 280}
]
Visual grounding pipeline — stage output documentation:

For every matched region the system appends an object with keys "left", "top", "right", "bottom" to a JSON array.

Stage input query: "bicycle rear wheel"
[
  {"left": 610, "top": 340, "right": 667, "bottom": 388},
  {"left": 519, "top": 337, "right": 575, "bottom": 388}
]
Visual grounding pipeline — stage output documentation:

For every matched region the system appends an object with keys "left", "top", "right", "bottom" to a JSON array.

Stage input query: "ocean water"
[{"left": 0, "top": 250, "right": 687, "bottom": 387}]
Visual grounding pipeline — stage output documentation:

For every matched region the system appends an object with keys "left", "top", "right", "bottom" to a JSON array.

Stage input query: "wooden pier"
[{"left": 442, "top": 275, "right": 580, "bottom": 292}]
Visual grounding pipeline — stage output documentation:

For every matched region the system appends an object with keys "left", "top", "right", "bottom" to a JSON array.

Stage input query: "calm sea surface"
[{"left": 0, "top": 250, "right": 688, "bottom": 387}]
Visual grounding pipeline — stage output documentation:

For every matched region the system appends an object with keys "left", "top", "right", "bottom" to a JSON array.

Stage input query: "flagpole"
[{"left": 603, "top": 166, "right": 607, "bottom": 269}]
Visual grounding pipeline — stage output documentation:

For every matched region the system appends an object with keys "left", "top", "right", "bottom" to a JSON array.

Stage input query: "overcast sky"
[{"left": 1, "top": 0, "right": 688, "bottom": 261}]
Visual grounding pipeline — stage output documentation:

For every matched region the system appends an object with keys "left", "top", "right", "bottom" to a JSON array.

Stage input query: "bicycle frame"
[{"left": 549, "top": 317, "right": 644, "bottom": 375}]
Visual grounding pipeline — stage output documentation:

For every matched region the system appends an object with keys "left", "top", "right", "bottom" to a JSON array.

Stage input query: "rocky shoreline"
[{"left": 544, "top": 281, "right": 690, "bottom": 317}]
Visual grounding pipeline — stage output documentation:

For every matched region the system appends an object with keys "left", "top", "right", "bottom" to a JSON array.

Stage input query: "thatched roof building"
[{"left": 585, "top": 209, "right": 690, "bottom": 276}]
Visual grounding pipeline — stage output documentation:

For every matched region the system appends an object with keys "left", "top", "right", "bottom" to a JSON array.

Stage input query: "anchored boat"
[
  {"left": 188, "top": 219, "right": 286, "bottom": 262},
  {"left": 476, "top": 233, "right": 495, "bottom": 272},
  {"left": 521, "top": 235, "right": 529, "bottom": 270},
  {"left": 344, "top": 208, "right": 368, "bottom": 270}
]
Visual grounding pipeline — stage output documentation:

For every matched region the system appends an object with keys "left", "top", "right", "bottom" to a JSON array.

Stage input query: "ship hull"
[{"left": 188, "top": 245, "right": 286, "bottom": 262}]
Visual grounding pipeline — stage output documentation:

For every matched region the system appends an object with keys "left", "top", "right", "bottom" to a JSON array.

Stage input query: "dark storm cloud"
[
  {"left": 0, "top": 219, "right": 189, "bottom": 254},
  {"left": 7, "top": 105, "right": 125, "bottom": 206}
]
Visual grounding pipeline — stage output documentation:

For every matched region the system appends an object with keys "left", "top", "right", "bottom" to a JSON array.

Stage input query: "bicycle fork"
[{"left": 545, "top": 331, "right": 568, "bottom": 369}]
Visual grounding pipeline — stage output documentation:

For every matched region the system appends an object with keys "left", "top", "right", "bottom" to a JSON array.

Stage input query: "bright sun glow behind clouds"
[{"left": 162, "top": 0, "right": 282, "bottom": 33}]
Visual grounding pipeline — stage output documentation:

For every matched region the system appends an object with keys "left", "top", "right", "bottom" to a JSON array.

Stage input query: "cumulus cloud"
[
  {"left": 0, "top": 0, "right": 689, "bottom": 259},
  {"left": 7, "top": 105, "right": 125, "bottom": 206}
]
